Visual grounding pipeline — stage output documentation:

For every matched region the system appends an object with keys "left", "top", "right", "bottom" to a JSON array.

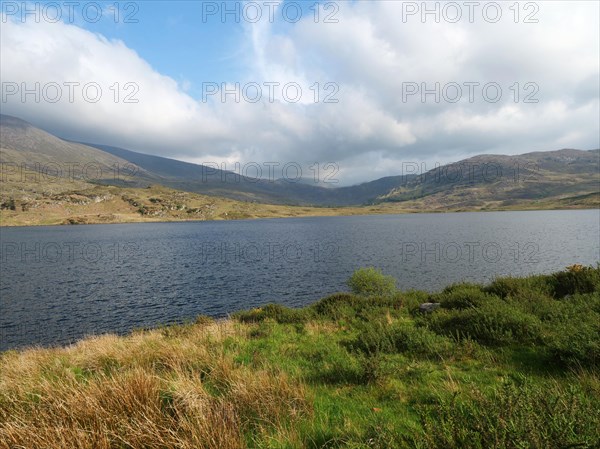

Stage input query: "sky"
[{"left": 1, "top": 0, "right": 599, "bottom": 185}]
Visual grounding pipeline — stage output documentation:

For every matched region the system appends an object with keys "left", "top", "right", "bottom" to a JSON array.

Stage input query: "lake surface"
[{"left": 1, "top": 210, "right": 599, "bottom": 351}]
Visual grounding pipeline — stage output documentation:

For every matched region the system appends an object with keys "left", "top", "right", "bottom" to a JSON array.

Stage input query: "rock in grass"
[{"left": 419, "top": 302, "right": 441, "bottom": 313}]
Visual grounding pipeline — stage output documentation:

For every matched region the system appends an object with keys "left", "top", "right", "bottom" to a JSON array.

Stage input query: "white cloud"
[{"left": 1, "top": 1, "right": 598, "bottom": 185}]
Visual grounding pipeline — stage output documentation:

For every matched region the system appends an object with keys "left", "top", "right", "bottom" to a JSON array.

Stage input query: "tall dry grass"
[{"left": 0, "top": 321, "right": 310, "bottom": 449}]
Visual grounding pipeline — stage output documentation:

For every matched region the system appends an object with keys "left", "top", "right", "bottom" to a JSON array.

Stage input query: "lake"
[{"left": 1, "top": 209, "right": 599, "bottom": 350}]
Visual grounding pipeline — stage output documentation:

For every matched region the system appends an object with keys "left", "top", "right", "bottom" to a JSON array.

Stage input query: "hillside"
[
  {"left": 91, "top": 141, "right": 600, "bottom": 209},
  {"left": 379, "top": 149, "right": 600, "bottom": 209},
  {"left": 1, "top": 266, "right": 599, "bottom": 448},
  {"left": 85, "top": 142, "right": 410, "bottom": 206},
  {"left": 0, "top": 115, "right": 406, "bottom": 206},
  {"left": 0, "top": 114, "right": 598, "bottom": 226},
  {"left": 0, "top": 115, "right": 147, "bottom": 185}
]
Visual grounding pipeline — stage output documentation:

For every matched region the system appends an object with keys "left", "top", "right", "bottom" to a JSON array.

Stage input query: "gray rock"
[{"left": 419, "top": 302, "right": 441, "bottom": 313}]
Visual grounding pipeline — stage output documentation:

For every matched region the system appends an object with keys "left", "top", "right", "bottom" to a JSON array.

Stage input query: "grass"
[
  {"left": 1, "top": 265, "right": 599, "bottom": 448},
  {"left": 0, "top": 182, "right": 378, "bottom": 227}
]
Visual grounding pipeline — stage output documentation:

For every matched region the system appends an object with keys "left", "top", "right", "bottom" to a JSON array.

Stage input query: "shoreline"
[
  {"left": 1, "top": 204, "right": 597, "bottom": 228},
  {"left": 3, "top": 263, "right": 599, "bottom": 353},
  {"left": 2, "top": 266, "right": 599, "bottom": 447}
]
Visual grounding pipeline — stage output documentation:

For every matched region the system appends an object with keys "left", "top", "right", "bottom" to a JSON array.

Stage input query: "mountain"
[
  {"left": 1, "top": 114, "right": 598, "bottom": 211},
  {"left": 0, "top": 115, "right": 147, "bottom": 185},
  {"left": 83, "top": 142, "right": 410, "bottom": 206},
  {"left": 86, "top": 139, "right": 600, "bottom": 208},
  {"left": 0, "top": 115, "right": 370, "bottom": 226},
  {"left": 378, "top": 150, "right": 600, "bottom": 209}
]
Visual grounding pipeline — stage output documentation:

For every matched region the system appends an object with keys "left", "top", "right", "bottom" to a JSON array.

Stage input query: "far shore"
[{"left": 1, "top": 203, "right": 598, "bottom": 228}]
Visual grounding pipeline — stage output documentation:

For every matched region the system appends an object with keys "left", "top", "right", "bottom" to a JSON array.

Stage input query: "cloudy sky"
[{"left": 1, "top": 1, "right": 598, "bottom": 185}]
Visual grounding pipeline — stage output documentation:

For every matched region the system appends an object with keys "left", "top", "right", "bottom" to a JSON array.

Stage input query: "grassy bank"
[{"left": 1, "top": 266, "right": 599, "bottom": 448}]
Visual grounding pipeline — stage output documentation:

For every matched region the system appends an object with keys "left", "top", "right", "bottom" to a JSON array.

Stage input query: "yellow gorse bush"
[{"left": 567, "top": 264, "right": 585, "bottom": 273}]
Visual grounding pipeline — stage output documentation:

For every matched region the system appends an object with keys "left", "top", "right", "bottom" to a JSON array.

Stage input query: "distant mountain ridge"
[
  {"left": 82, "top": 142, "right": 415, "bottom": 206},
  {"left": 0, "top": 115, "right": 142, "bottom": 181},
  {"left": 378, "top": 149, "right": 600, "bottom": 207},
  {"left": 1, "top": 114, "right": 598, "bottom": 208}
]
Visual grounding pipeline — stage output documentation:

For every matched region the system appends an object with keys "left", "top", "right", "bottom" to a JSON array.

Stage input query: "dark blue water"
[{"left": 1, "top": 210, "right": 599, "bottom": 350}]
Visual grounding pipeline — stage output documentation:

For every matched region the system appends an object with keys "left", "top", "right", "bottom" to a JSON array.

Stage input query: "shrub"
[
  {"left": 349, "top": 320, "right": 396, "bottom": 355},
  {"left": 390, "top": 324, "right": 455, "bottom": 358},
  {"left": 425, "top": 299, "right": 543, "bottom": 346},
  {"left": 345, "top": 320, "right": 459, "bottom": 384},
  {"left": 0, "top": 198, "right": 16, "bottom": 210},
  {"left": 311, "top": 293, "right": 365, "bottom": 320},
  {"left": 348, "top": 320, "right": 454, "bottom": 359},
  {"left": 358, "top": 352, "right": 384, "bottom": 384},
  {"left": 502, "top": 290, "right": 556, "bottom": 320},
  {"left": 484, "top": 274, "right": 553, "bottom": 299},
  {"left": 435, "top": 283, "right": 495, "bottom": 310},
  {"left": 403, "top": 290, "right": 430, "bottom": 314},
  {"left": 347, "top": 267, "right": 397, "bottom": 297},
  {"left": 311, "top": 293, "right": 403, "bottom": 325},
  {"left": 550, "top": 265, "right": 600, "bottom": 298},
  {"left": 547, "top": 320, "right": 600, "bottom": 368},
  {"left": 233, "top": 303, "right": 309, "bottom": 324}
]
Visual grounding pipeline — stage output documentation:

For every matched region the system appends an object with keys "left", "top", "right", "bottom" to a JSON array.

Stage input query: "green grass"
[
  {"left": 1, "top": 265, "right": 599, "bottom": 448},
  {"left": 231, "top": 264, "right": 600, "bottom": 447}
]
